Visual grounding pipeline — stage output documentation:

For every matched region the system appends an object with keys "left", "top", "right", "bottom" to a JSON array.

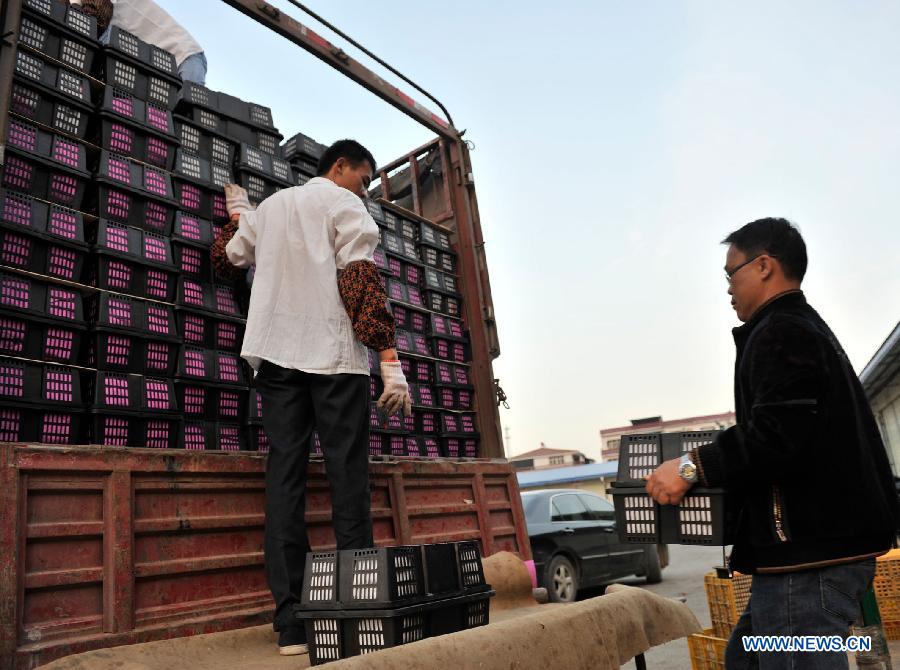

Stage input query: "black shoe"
[{"left": 278, "top": 627, "right": 308, "bottom": 656}]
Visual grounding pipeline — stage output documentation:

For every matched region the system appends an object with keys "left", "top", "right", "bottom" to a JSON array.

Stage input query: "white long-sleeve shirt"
[{"left": 225, "top": 177, "right": 380, "bottom": 375}]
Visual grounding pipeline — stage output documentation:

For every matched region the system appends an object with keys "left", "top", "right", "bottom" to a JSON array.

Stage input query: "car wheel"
[
  {"left": 644, "top": 545, "right": 663, "bottom": 584},
  {"left": 546, "top": 555, "right": 578, "bottom": 603}
]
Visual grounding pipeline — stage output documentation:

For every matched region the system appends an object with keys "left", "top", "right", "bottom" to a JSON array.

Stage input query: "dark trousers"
[
  {"left": 724, "top": 559, "right": 876, "bottom": 669},
  {"left": 256, "top": 361, "right": 373, "bottom": 630}
]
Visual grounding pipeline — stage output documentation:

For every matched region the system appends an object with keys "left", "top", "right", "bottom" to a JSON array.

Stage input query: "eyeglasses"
[{"left": 725, "top": 254, "right": 776, "bottom": 283}]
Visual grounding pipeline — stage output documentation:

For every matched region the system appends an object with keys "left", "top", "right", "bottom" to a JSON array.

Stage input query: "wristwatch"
[{"left": 678, "top": 452, "right": 698, "bottom": 483}]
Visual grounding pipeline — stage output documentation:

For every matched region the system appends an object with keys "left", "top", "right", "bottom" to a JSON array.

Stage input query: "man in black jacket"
[{"left": 646, "top": 218, "right": 897, "bottom": 669}]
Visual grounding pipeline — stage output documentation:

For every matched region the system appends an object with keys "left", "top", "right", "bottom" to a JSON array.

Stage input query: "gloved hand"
[
  {"left": 224, "top": 184, "right": 252, "bottom": 217},
  {"left": 378, "top": 361, "right": 412, "bottom": 417}
]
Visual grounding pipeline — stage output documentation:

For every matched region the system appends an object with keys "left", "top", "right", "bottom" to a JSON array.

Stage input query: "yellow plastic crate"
[
  {"left": 688, "top": 627, "right": 728, "bottom": 670},
  {"left": 875, "top": 552, "right": 900, "bottom": 640},
  {"left": 704, "top": 571, "right": 752, "bottom": 638}
]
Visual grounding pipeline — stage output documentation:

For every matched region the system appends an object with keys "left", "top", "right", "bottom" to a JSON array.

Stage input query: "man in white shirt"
[
  {"left": 214, "top": 140, "right": 411, "bottom": 656},
  {"left": 71, "top": 0, "right": 207, "bottom": 84}
]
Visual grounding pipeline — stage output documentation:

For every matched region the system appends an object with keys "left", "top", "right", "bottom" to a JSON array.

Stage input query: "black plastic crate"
[
  {"left": 380, "top": 210, "right": 418, "bottom": 241},
  {"left": 611, "top": 485, "right": 661, "bottom": 544},
  {"left": 419, "top": 222, "right": 452, "bottom": 251},
  {"left": 0, "top": 403, "right": 84, "bottom": 444},
  {"left": 380, "top": 229, "right": 419, "bottom": 262},
  {"left": 87, "top": 254, "right": 178, "bottom": 303},
  {"left": 0, "top": 189, "right": 87, "bottom": 245},
  {"left": 408, "top": 383, "right": 436, "bottom": 408},
  {"left": 180, "top": 105, "right": 282, "bottom": 156},
  {"left": 423, "top": 290, "right": 461, "bottom": 317},
  {"left": 174, "top": 116, "right": 237, "bottom": 166},
  {"left": 405, "top": 284, "right": 425, "bottom": 310},
  {"left": 91, "top": 183, "right": 176, "bottom": 236},
  {"left": 103, "top": 26, "right": 178, "bottom": 80},
  {"left": 171, "top": 211, "right": 217, "bottom": 247},
  {"left": 172, "top": 151, "right": 232, "bottom": 220},
  {"left": 236, "top": 144, "right": 293, "bottom": 186},
  {"left": 441, "top": 437, "right": 479, "bottom": 459},
  {"left": 14, "top": 49, "right": 92, "bottom": 107},
  {"left": 176, "top": 345, "right": 247, "bottom": 387},
  {"left": 364, "top": 199, "right": 385, "bottom": 223},
  {"left": 177, "top": 82, "right": 278, "bottom": 132},
  {"left": 423, "top": 267, "right": 459, "bottom": 295},
  {"left": 97, "top": 88, "right": 179, "bottom": 170},
  {"left": 176, "top": 382, "right": 247, "bottom": 422},
  {"left": 18, "top": 8, "right": 97, "bottom": 74},
  {"left": 394, "top": 329, "right": 431, "bottom": 357},
  {"left": 83, "top": 329, "right": 178, "bottom": 377},
  {"left": 0, "top": 357, "right": 83, "bottom": 406},
  {"left": 439, "top": 412, "right": 478, "bottom": 437},
  {"left": 9, "top": 80, "right": 91, "bottom": 138},
  {"left": 433, "top": 361, "right": 472, "bottom": 388},
  {"left": 420, "top": 244, "right": 457, "bottom": 274},
  {"left": 429, "top": 314, "right": 465, "bottom": 341},
  {"left": 85, "top": 371, "right": 178, "bottom": 414},
  {"left": 431, "top": 337, "right": 468, "bottom": 363},
  {"left": 181, "top": 420, "right": 245, "bottom": 452},
  {"left": 171, "top": 242, "right": 210, "bottom": 278},
  {"left": 0, "top": 271, "right": 83, "bottom": 324},
  {"left": 4, "top": 120, "right": 89, "bottom": 208},
  {"left": 414, "top": 409, "right": 440, "bottom": 436},
  {"left": 247, "top": 387, "right": 263, "bottom": 422},
  {"left": 176, "top": 308, "right": 244, "bottom": 352},
  {"left": 391, "top": 304, "right": 428, "bottom": 335},
  {"left": 85, "top": 292, "right": 178, "bottom": 340},
  {"left": 175, "top": 277, "right": 244, "bottom": 320},
  {"left": 384, "top": 278, "right": 409, "bottom": 305},
  {"left": 437, "top": 387, "right": 474, "bottom": 411},
  {"left": 91, "top": 219, "right": 175, "bottom": 268},
  {"left": 301, "top": 546, "right": 426, "bottom": 611},
  {"left": 660, "top": 488, "right": 730, "bottom": 546},
  {"left": 298, "top": 589, "right": 492, "bottom": 665},
  {"left": 95, "top": 150, "right": 176, "bottom": 202},
  {"left": 616, "top": 431, "right": 720, "bottom": 485},
  {"left": 23, "top": 0, "right": 98, "bottom": 40},
  {"left": 401, "top": 357, "right": 434, "bottom": 385},
  {"left": 0, "top": 226, "right": 86, "bottom": 282},
  {"left": 95, "top": 53, "right": 179, "bottom": 110},
  {"left": 88, "top": 411, "right": 181, "bottom": 448},
  {"left": 234, "top": 169, "right": 291, "bottom": 205},
  {"left": 282, "top": 131, "right": 326, "bottom": 163},
  {"left": 0, "top": 313, "right": 84, "bottom": 364},
  {"left": 384, "top": 253, "right": 424, "bottom": 286}
]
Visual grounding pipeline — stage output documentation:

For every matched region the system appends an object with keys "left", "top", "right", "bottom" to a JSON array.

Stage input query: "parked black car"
[{"left": 521, "top": 488, "right": 665, "bottom": 602}]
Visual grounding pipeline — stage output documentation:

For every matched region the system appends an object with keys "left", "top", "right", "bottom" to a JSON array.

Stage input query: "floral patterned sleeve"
[
  {"left": 210, "top": 217, "right": 243, "bottom": 282},
  {"left": 76, "top": 0, "right": 114, "bottom": 34},
  {"left": 338, "top": 260, "right": 396, "bottom": 352}
]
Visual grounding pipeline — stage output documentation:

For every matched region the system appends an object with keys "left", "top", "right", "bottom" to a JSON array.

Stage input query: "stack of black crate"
[
  {"left": 0, "top": 0, "right": 100, "bottom": 443},
  {"left": 297, "top": 541, "right": 493, "bottom": 665},
  {"left": 171, "top": 82, "right": 292, "bottom": 451},
  {"left": 610, "top": 431, "right": 730, "bottom": 546},
  {"left": 366, "top": 201, "right": 478, "bottom": 459},
  {"left": 84, "top": 26, "right": 184, "bottom": 447}
]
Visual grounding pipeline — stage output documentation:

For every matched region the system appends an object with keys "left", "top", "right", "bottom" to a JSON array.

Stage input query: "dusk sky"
[{"left": 163, "top": 0, "right": 900, "bottom": 460}]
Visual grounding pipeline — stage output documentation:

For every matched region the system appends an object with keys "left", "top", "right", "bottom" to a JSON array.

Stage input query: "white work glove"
[
  {"left": 378, "top": 361, "right": 412, "bottom": 417},
  {"left": 224, "top": 184, "right": 253, "bottom": 217}
]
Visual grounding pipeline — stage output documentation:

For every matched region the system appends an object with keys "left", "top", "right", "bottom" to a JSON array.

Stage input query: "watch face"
[{"left": 680, "top": 463, "right": 697, "bottom": 480}]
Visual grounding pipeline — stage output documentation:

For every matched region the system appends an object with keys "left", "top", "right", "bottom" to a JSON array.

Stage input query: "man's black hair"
[
  {"left": 723, "top": 218, "right": 808, "bottom": 282},
  {"left": 316, "top": 139, "right": 376, "bottom": 176}
]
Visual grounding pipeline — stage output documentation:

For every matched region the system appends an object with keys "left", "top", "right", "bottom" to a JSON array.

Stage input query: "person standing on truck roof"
[
  {"left": 210, "top": 139, "right": 412, "bottom": 657},
  {"left": 644, "top": 218, "right": 897, "bottom": 670},
  {"left": 68, "top": 0, "right": 208, "bottom": 84}
]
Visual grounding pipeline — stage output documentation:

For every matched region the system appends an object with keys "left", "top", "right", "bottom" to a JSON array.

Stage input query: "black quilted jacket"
[{"left": 695, "top": 291, "right": 898, "bottom": 573}]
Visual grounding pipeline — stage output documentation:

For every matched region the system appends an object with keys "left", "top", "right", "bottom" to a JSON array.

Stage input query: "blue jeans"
[
  {"left": 725, "top": 559, "right": 876, "bottom": 669},
  {"left": 178, "top": 52, "right": 207, "bottom": 85}
]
